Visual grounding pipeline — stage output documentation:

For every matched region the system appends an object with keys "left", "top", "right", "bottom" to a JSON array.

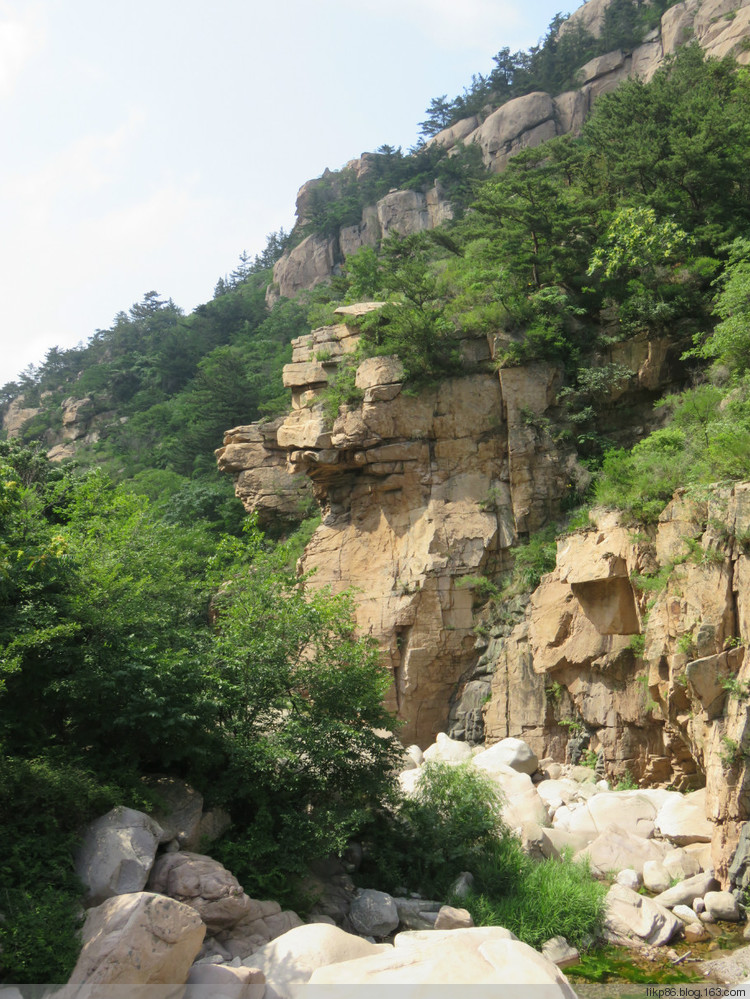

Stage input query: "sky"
[{"left": 0, "top": 0, "right": 574, "bottom": 387}]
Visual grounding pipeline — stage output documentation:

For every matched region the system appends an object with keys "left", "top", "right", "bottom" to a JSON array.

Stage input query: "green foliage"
[
  {"left": 721, "top": 675, "right": 750, "bottom": 699},
  {"left": 628, "top": 633, "right": 646, "bottom": 656},
  {"left": 614, "top": 769, "right": 639, "bottom": 791},
  {"left": 588, "top": 207, "right": 693, "bottom": 281},
  {"left": 464, "top": 852, "right": 606, "bottom": 950},
  {"left": 205, "top": 522, "right": 401, "bottom": 862},
  {"left": 508, "top": 525, "right": 559, "bottom": 594},
  {"left": 693, "top": 238, "right": 750, "bottom": 375},
  {"left": 361, "top": 763, "right": 604, "bottom": 950}
]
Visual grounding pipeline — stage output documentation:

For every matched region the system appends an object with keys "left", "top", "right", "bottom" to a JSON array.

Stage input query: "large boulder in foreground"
[
  {"left": 246, "top": 923, "right": 390, "bottom": 994},
  {"left": 75, "top": 806, "right": 164, "bottom": 906},
  {"left": 148, "top": 851, "right": 252, "bottom": 933},
  {"left": 308, "top": 929, "right": 577, "bottom": 991},
  {"left": 68, "top": 892, "right": 205, "bottom": 985}
]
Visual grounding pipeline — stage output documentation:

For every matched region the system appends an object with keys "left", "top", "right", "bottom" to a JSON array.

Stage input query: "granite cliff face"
[
  {"left": 217, "top": 307, "right": 680, "bottom": 747},
  {"left": 266, "top": 0, "right": 750, "bottom": 303},
  {"left": 482, "top": 488, "right": 750, "bottom": 881}
]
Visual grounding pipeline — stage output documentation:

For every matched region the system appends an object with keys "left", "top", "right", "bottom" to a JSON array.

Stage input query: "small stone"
[
  {"left": 685, "top": 922, "right": 711, "bottom": 943},
  {"left": 541, "top": 935, "right": 580, "bottom": 968},
  {"left": 434, "top": 906, "right": 474, "bottom": 930},
  {"left": 616, "top": 869, "right": 641, "bottom": 891},
  {"left": 673, "top": 904, "right": 700, "bottom": 923}
]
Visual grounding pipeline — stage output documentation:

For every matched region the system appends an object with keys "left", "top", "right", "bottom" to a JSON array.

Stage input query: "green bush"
[{"left": 359, "top": 763, "right": 606, "bottom": 949}]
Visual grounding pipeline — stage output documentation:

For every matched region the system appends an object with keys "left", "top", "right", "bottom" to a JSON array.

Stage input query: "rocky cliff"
[
  {"left": 266, "top": 0, "right": 750, "bottom": 303},
  {"left": 482, "top": 487, "right": 750, "bottom": 881},
  {"left": 216, "top": 307, "right": 682, "bottom": 746}
]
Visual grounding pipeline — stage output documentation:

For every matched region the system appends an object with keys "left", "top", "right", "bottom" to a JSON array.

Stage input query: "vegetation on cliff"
[{"left": 0, "top": 441, "right": 398, "bottom": 980}]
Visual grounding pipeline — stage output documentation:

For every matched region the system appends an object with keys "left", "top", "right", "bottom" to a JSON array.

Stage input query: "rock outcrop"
[
  {"left": 266, "top": 0, "right": 750, "bottom": 302},
  {"left": 484, "top": 484, "right": 750, "bottom": 882}
]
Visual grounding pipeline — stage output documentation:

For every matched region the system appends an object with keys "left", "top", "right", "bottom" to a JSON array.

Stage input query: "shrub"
[{"left": 359, "top": 763, "right": 606, "bottom": 950}]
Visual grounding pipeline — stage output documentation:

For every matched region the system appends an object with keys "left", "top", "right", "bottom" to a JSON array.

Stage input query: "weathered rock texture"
[
  {"left": 218, "top": 306, "right": 674, "bottom": 747},
  {"left": 485, "top": 484, "right": 750, "bottom": 883},
  {"left": 266, "top": 0, "right": 750, "bottom": 302}
]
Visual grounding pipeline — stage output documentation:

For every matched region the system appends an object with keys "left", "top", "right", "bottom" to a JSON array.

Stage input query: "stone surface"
[
  {"left": 75, "top": 806, "right": 164, "bottom": 906},
  {"left": 423, "top": 732, "right": 474, "bottom": 764},
  {"left": 704, "top": 890, "right": 741, "bottom": 921},
  {"left": 349, "top": 889, "right": 400, "bottom": 938},
  {"left": 144, "top": 776, "right": 204, "bottom": 851},
  {"left": 643, "top": 861, "right": 672, "bottom": 894},
  {"left": 574, "top": 829, "right": 666, "bottom": 876},
  {"left": 653, "top": 872, "right": 720, "bottom": 908},
  {"left": 309, "top": 932, "right": 577, "bottom": 989},
  {"left": 248, "top": 923, "right": 389, "bottom": 994},
  {"left": 542, "top": 936, "right": 580, "bottom": 969},
  {"left": 68, "top": 892, "right": 205, "bottom": 985},
  {"left": 616, "top": 869, "right": 641, "bottom": 890},
  {"left": 603, "top": 884, "right": 681, "bottom": 946},
  {"left": 475, "top": 737, "right": 538, "bottom": 775},
  {"left": 434, "top": 905, "right": 474, "bottom": 930},
  {"left": 655, "top": 789, "right": 713, "bottom": 845},
  {"left": 147, "top": 852, "right": 288, "bottom": 936}
]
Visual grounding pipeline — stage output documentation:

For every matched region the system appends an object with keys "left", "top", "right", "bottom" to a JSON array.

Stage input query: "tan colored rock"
[
  {"left": 604, "top": 884, "right": 681, "bottom": 946},
  {"left": 309, "top": 933, "right": 577, "bottom": 989},
  {"left": 655, "top": 789, "right": 712, "bottom": 845},
  {"left": 574, "top": 829, "right": 666, "bottom": 876},
  {"left": 267, "top": 233, "right": 335, "bottom": 304},
  {"left": 68, "top": 892, "right": 205, "bottom": 985},
  {"left": 434, "top": 905, "right": 474, "bottom": 930},
  {"left": 425, "top": 115, "right": 480, "bottom": 151},
  {"left": 148, "top": 852, "right": 253, "bottom": 933},
  {"left": 2, "top": 396, "right": 40, "bottom": 437},
  {"left": 470, "top": 92, "right": 557, "bottom": 173},
  {"left": 248, "top": 923, "right": 390, "bottom": 992}
]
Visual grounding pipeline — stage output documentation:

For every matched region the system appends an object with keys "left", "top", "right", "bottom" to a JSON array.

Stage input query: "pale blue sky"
[{"left": 0, "top": 0, "right": 573, "bottom": 386}]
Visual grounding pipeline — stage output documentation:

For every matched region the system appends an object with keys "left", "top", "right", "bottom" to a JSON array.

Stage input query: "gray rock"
[
  {"left": 542, "top": 935, "right": 580, "bottom": 969},
  {"left": 704, "top": 890, "right": 741, "bottom": 922},
  {"left": 349, "top": 889, "right": 399, "bottom": 938},
  {"left": 653, "top": 872, "right": 719, "bottom": 909},
  {"left": 75, "top": 806, "right": 164, "bottom": 906},
  {"left": 143, "top": 775, "right": 204, "bottom": 850},
  {"left": 604, "top": 884, "right": 681, "bottom": 946},
  {"left": 616, "top": 869, "right": 641, "bottom": 891},
  {"left": 643, "top": 861, "right": 672, "bottom": 894},
  {"left": 673, "top": 904, "right": 701, "bottom": 924}
]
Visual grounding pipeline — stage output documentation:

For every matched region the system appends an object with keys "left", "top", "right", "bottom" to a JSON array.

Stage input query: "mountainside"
[{"left": 266, "top": 0, "right": 750, "bottom": 302}]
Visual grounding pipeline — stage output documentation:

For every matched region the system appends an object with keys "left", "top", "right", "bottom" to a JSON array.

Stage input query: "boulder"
[
  {"left": 349, "top": 889, "right": 399, "bottom": 937},
  {"left": 603, "top": 884, "right": 681, "bottom": 946},
  {"left": 393, "top": 897, "right": 440, "bottom": 931},
  {"left": 574, "top": 829, "right": 666, "bottom": 876},
  {"left": 586, "top": 792, "right": 657, "bottom": 838},
  {"left": 68, "top": 892, "right": 205, "bottom": 984},
  {"left": 643, "top": 861, "right": 672, "bottom": 894},
  {"left": 75, "top": 806, "right": 164, "bottom": 906},
  {"left": 434, "top": 905, "right": 474, "bottom": 930},
  {"left": 423, "top": 733, "right": 473, "bottom": 764},
  {"left": 673, "top": 904, "right": 701, "bottom": 924},
  {"left": 704, "top": 890, "right": 741, "bottom": 922},
  {"left": 616, "top": 869, "right": 641, "bottom": 890},
  {"left": 542, "top": 935, "right": 580, "bottom": 969},
  {"left": 309, "top": 931, "right": 577, "bottom": 990},
  {"left": 655, "top": 789, "right": 712, "bottom": 845},
  {"left": 474, "top": 738, "right": 538, "bottom": 775},
  {"left": 143, "top": 776, "right": 204, "bottom": 850},
  {"left": 186, "top": 962, "right": 265, "bottom": 991},
  {"left": 246, "top": 923, "right": 389, "bottom": 994},
  {"left": 653, "top": 872, "right": 720, "bottom": 908},
  {"left": 148, "top": 852, "right": 253, "bottom": 933},
  {"left": 663, "top": 847, "right": 701, "bottom": 882}
]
